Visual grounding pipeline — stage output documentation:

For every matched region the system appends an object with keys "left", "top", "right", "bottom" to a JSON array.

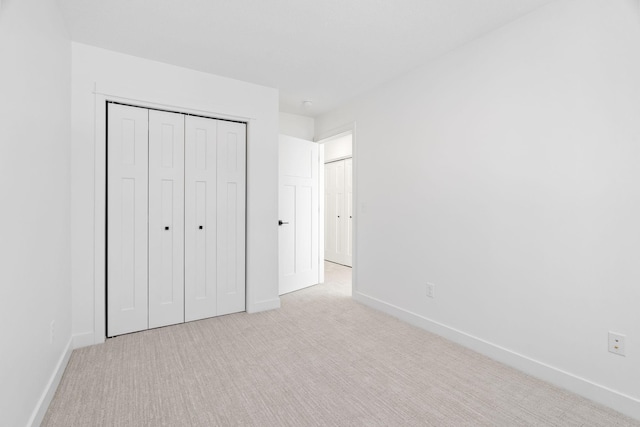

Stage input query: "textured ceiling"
[{"left": 58, "top": 0, "right": 556, "bottom": 116}]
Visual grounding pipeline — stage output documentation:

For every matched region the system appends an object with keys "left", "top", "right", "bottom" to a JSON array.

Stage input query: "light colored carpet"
[{"left": 43, "top": 262, "right": 638, "bottom": 426}]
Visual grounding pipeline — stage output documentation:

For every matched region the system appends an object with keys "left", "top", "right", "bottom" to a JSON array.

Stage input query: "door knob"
[
  {"left": 278, "top": 220, "right": 289, "bottom": 226},
  {"left": 199, "top": 225, "right": 204, "bottom": 230},
  {"left": 164, "top": 226, "right": 170, "bottom": 230}
]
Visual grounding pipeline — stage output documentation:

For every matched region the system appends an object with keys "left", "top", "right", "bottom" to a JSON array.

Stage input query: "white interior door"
[
  {"left": 184, "top": 116, "right": 218, "bottom": 322},
  {"left": 279, "top": 135, "right": 319, "bottom": 295},
  {"left": 107, "top": 104, "right": 149, "bottom": 337},
  {"left": 324, "top": 158, "right": 352, "bottom": 267},
  {"left": 345, "top": 158, "right": 353, "bottom": 266},
  {"left": 324, "top": 162, "right": 337, "bottom": 264},
  {"left": 148, "top": 110, "right": 185, "bottom": 329},
  {"left": 216, "top": 120, "right": 246, "bottom": 315}
]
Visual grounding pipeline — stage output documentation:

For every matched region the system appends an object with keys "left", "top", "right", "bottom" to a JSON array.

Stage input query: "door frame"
[
  {"left": 94, "top": 92, "right": 252, "bottom": 344},
  {"left": 316, "top": 123, "right": 357, "bottom": 294}
]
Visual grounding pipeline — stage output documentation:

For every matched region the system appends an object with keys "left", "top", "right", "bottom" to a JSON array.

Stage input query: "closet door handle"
[
  {"left": 199, "top": 225, "right": 204, "bottom": 230},
  {"left": 279, "top": 220, "right": 289, "bottom": 226},
  {"left": 164, "top": 226, "right": 170, "bottom": 231}
]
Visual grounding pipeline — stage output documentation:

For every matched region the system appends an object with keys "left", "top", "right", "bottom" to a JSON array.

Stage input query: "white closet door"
[
  {"left": 217, "top": 121, "right": 246, "bottom": 316},
  {"left": 324, "top": 158, "right": 352, "bottom": 267},
  {"left": 107, "top": 104, "right": 149, "bottom": 337},
  {"left": 184, "top": 116, "right": 218, "bottom": 322},
  {"left": 345, "top": 158, "right": 353, "bottom": 266},
  {"left": 335, "top": 160, "right": 346, "bottom": 262},
  {"left": 148, "top": 110, "right": 185, "bottom": 329},
  {"left": 324, "top": 162, "right": 338, "bottom": 264}
]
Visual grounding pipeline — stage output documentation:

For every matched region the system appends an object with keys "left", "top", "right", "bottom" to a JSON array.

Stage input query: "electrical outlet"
[
  {"left": 426, "top": 282, "right": 435, "bottom": 298},
  {"left": 50, "top": 320, "right": 55, "bottom": 345},
  {"left": 608, "top": 332, "right": 625, "bottom": 356}
]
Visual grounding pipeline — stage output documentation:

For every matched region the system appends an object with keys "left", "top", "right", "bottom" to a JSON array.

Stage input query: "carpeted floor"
[{"left": 43, "top": 262, "right": 638, "bottom": 426}]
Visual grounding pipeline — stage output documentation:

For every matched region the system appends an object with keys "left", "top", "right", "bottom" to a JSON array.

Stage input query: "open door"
[{"left": 278, "top": 135, "right": 321, "bottom": 295}]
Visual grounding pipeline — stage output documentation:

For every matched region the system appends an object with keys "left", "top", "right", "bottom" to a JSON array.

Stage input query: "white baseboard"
[
  {"left": 247, "top": 297, "right": 281, "bottom": 313},
  {"left": 27, "top": 337, "right": 73, "bottom": 427},
  {"left": 72, "top": 332, "right": 95, "bottom": 349},
  {"left": 353, "top": 291, "right": 640, "bottom": 421}
]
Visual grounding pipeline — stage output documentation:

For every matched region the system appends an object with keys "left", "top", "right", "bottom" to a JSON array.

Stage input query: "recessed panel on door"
[
  {"left": 217, "top": 121, "right": 246, "bottom": 315},
  {"left": 107, "top": 104, "right": 149, "bottom": 337},
  {"left": 185, "top": 116, "right": 218, "bottom": 322},
  {"left": 280, "top": 184, "right": 296, "bottom": 279},
  {"left": 148, "top": 110, "right": 185, "bottom": 329}
]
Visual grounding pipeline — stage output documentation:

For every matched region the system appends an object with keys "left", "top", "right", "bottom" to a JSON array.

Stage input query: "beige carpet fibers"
[{"left": 43, "top": 262, "right": 638, "bottom": 426}]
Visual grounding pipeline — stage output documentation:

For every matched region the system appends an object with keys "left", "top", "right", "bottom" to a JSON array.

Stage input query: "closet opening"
[
  {"left": 318, "top": 131, "right": 353, "bottom": 270},
  {"left": 105, "top": 101, "right": 247, "bottom": 337}
]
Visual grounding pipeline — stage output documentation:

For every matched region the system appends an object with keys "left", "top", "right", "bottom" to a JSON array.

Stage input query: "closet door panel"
[
  {"left": 107, "top": 104, "right": 149, "bottom": 337},
  {"left": 324, "top": 158, "right": 352, "bottom": 266},
  {"left": 335, "top": 160, "right": 346, "bottom": 261},
  {"left": 148, "top": 110, "right": 185, "bottom": 329},
  {"left": 345, "top": 158, "right": 353, "bottom": 266},
  {"left": 185, "top": 116, "right": 218, "bottom": 322},
  {"left": 324, "top": 162, "right": 338, "bottom": 264},
  {"left": 217, "top": 121, "right": 246, "bottom": 316}
]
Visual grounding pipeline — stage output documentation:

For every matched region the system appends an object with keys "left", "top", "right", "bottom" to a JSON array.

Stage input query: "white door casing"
[
  {"left": 107, "top": 104, "right": 149, "bottom": 336},
  {"left": 278, "top": 135, "right": 320, "bottom": 295},
  {"left": 148, "top": 110, "right": 185, "bottom": 329}
]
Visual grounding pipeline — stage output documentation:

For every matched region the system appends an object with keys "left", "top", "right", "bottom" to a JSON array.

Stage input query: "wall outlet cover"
[{"left": 608, "top": 332, "right": 626, "bottom": 357}]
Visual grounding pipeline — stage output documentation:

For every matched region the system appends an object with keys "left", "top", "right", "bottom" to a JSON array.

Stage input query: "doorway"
[
  {"left": 106, "top": 102, "right": 247, "bottom": 337},
  {"left": 277, "top": 126, "right": 356, "bottom": 296},
  {"left": 320, "top": 132, "right": 353, "bottom": 268}
]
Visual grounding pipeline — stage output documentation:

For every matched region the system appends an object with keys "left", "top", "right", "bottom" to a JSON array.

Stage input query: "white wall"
[
  {"left": 322, "top": 133, "right": 352, "bottom": 163},
  {"left": 71, "top": 43, "right": 280, "bottom": 346},
  {"left": 316, "top": 0, "right": 640, "bottom": 419},
  {"left": 279, "top": 112, "right": 315, "bottom": 140},
  {"left": 0, "top": 0, "right": 72, "bottom": 425}
]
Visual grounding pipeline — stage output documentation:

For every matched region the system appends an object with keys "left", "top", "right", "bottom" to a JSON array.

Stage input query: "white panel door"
[
  {"left": 148, "top": 110, "right": 185, "bottom": 329},
  {"left": 184, "top": 115, "right": 218, "bottom": 322},
  {"left": 324, "top": 158, "right": 352, "bottom": 267},
  {"left": 216, "top": 120, "right": 246, "bottom": 315},
  {"left": 324, "top": 162, "right": 338, "bottom": 265},
  {"left": 107, "top": 104, "right": 149, "bottom": 337},
  {"left": 345, "top": 158, "right": 353, "bottom": 266},
  {"left": 279, "top": 135, "right": 320, "bottom": 295}
]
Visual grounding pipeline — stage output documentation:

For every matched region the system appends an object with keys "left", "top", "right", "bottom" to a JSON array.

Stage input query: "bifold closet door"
[
  {"left": 148, "top": 110, "right": 185, "bottom": 329},
  {"left": 107, "top": 104, "right": 149, "bottom": 337},
  {"left": 345, "top": 158, "right": 353, "bottom": 265},
  {"left": 108, "top": 104, "right": 246, "bottom": 336},
  {"left": 184, "top": 116, "right": 218, "bottom": 322},
  {"left": 324, "top": 158, "right": 352, "bottom": 267},
  {"left": 184, "top": 117, "right": 246, "bottom": 320},
  {"left": 325, "top": 160, "right": 345, "bottom": 264}
]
